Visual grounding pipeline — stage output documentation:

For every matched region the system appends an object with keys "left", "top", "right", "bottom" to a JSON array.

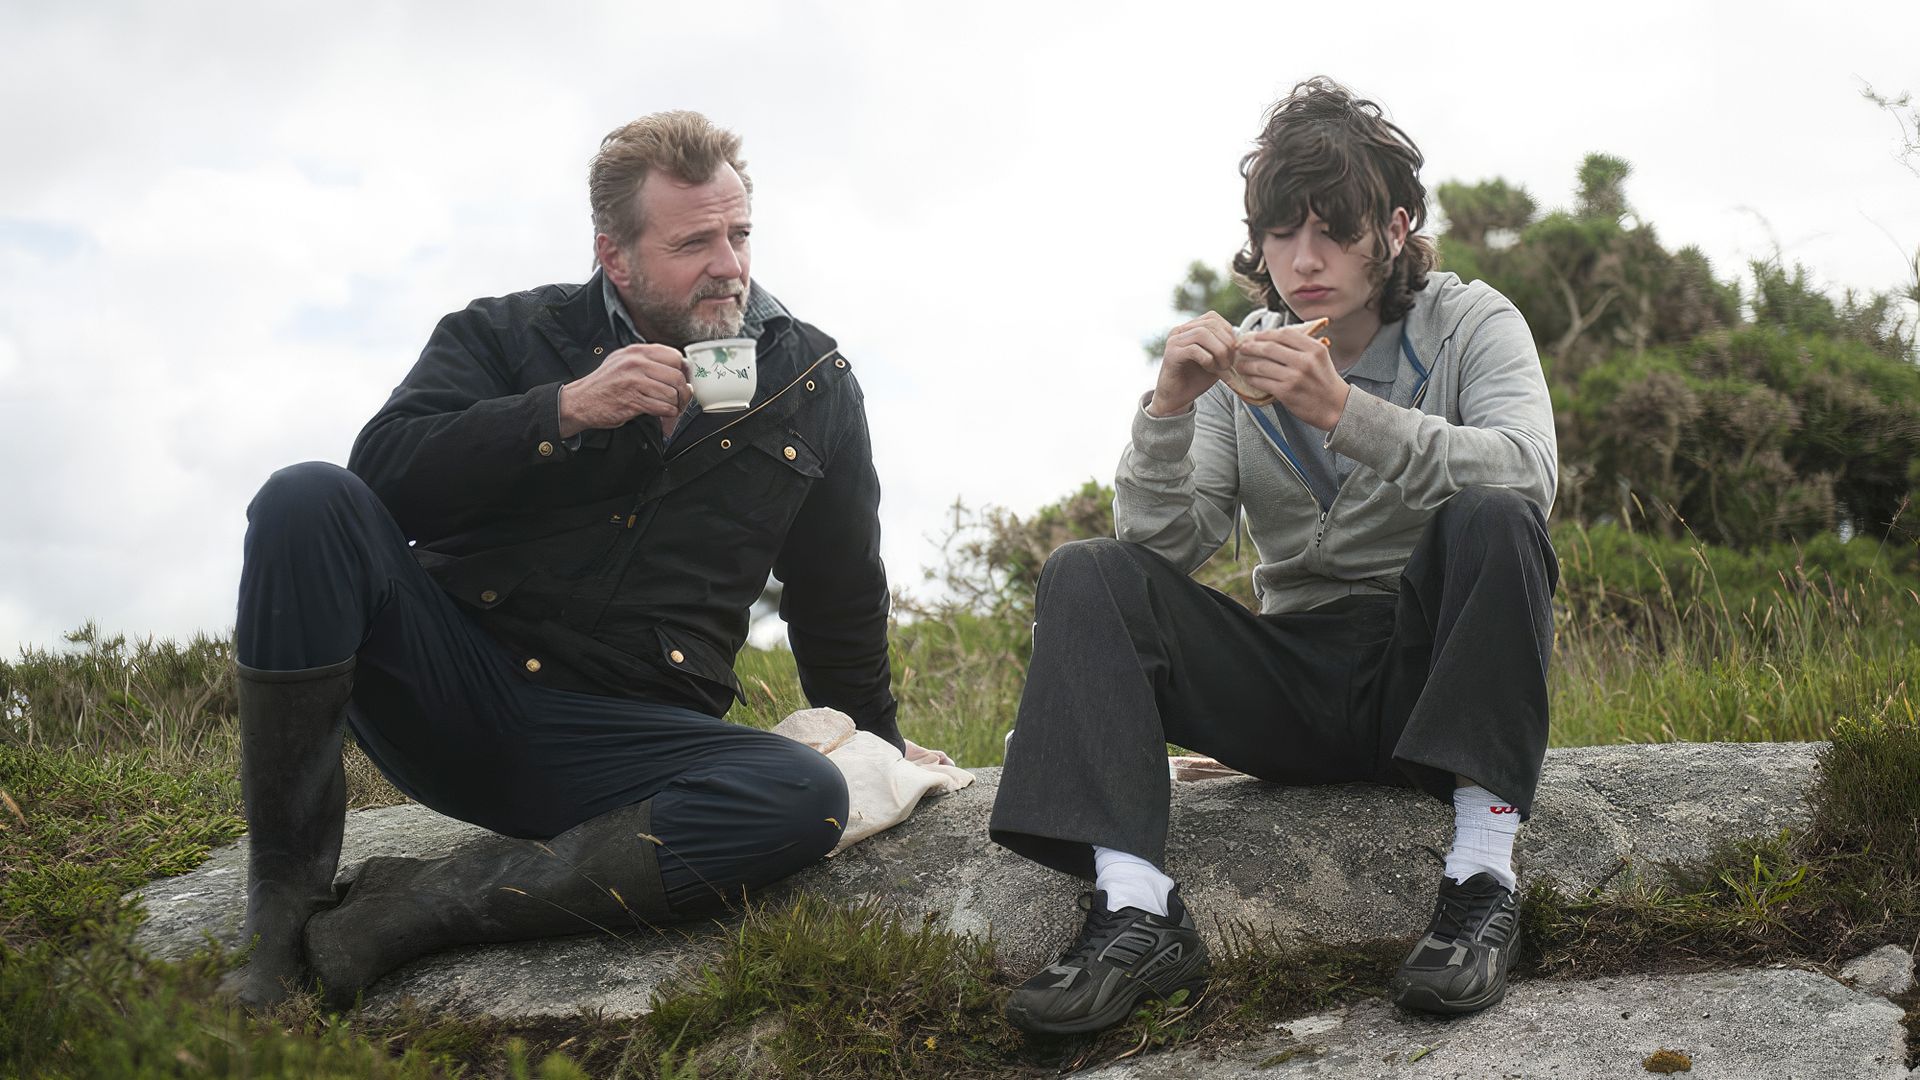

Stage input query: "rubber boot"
[
  {"left": 303, "top": 799, "right": 671, "bottom": 1008},
  {"left": 219, "top": 658, "right": 356, "bottom": 1008}
]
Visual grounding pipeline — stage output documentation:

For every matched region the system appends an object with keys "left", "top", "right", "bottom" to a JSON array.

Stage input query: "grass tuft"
[
  {"left": 0, "top": 746, "right": 242, "bottom": 950},
  {"left": 643, "top": 894, "right": 1022, "bottom": 1077}
]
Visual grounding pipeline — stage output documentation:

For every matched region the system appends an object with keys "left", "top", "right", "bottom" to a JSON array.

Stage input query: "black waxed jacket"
[{"left": 346, "top": 272, "right": 900, "bottom": 746}]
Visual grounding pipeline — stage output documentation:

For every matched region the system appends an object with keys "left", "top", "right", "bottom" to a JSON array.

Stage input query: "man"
[
  {"left": 224, "top": 111, "right": 900, "bottom": 1008},
  {"left": 990, "top": 77, "right": 1559, "bottom": 1034}
]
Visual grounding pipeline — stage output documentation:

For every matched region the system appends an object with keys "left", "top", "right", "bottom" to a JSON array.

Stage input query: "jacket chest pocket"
[{"left": 730, "top": 428, "right": 825, "bottom": 525}]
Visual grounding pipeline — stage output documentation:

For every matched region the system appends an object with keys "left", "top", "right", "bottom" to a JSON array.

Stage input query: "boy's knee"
[
  {"left": 1438, "top": 486, "right": 1532, "bottom": 527},
  {"left": 1037, "top": 538, "right": 1141, "bottom": 599},
  {"left": 1434, "top": 487, "right": 1544, "bottom": 552}
]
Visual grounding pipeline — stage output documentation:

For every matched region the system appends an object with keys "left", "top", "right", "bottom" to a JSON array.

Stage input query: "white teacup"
[{"left": 684, "top": 338, "right": 758, "bottom": 413}]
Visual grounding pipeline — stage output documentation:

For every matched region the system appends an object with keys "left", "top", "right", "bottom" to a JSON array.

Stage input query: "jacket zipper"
[
  {"left": 1314, "top": 492, "right": 1341, "bottom": 548},
  {"left": 1246, "top": 401, "right": 1330, "bottom": 529}
]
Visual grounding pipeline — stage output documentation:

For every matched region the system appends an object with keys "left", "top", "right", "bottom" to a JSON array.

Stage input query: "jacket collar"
[
  {"left": 536, "top": 268, "right": 795, "bottom": 381},
  {"left": 1344, "top": 319, "right": 1404, "bottom": 382},
  {"left": 598, "top": 272, "right": 792, "bottom": 345}
]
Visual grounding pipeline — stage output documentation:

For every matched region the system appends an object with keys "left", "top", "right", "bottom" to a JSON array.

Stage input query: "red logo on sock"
[{"left": 1489, "top": 805, "right": 1518, "bottom": 814}]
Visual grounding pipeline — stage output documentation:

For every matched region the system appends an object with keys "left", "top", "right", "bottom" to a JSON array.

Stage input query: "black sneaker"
[
  {"left": 1004, "top": 888, "right": 1209, "bottom": 1036},
  {"left": 1391, "top": 871, "right": 1520, "bottom": 1015}
]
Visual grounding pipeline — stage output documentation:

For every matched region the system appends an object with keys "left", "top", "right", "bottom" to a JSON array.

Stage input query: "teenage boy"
[{"left": 989, "top": 77, "right": 1559, "bottom": 1034}]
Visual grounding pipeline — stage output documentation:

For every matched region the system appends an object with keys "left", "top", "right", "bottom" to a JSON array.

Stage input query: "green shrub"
[{"left": 1, "top": 623, "right": 237, "bottom": 766}]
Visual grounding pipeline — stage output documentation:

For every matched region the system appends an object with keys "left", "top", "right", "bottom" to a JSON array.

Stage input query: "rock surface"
[
  {"left": 1842, "top": 944, "right": 1917, "bottom": 998},
  {"left": 134, "top": 742, "right": 1821, "bottom": 1020},
  {"left": 1084, "top": 966, "right": 1911, "bottom": 1079}
]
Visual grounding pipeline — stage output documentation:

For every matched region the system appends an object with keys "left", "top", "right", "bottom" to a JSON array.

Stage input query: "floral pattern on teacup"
[{"left": 692, "top": 347, "right": 752, "bottom": 380}]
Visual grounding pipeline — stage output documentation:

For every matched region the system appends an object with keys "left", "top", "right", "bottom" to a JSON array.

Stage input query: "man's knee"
[
  {"left": 758, "top": 737, "right": 850, "bottom": 862},
  {"left": 247, "top": 461, "right": 374, "bottom": 532}
]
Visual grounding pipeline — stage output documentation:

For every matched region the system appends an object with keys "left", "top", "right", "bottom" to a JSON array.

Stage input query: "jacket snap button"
[
  {"left": 592, "top": 346, "right": 604, "bottom": 355},
  {"left": 783, "top": 446, "right": 797, "bottom": 461},
  {"left": 669, "top": 649, "right": 685, "bottom": 664},
  {"left": 524, "top": 658, "right": 542, "bottom": 673},
  {"left": 537, "top": 441, "right": 554, "bottom": 457},
  {"left": 720, "top": 438, "right": 732, "bottom": 449},
  {"left": 480, "top": 589, "right": 498, "bottom": 604},
  {"left": 805, "top": 380, "right": 816, "bottom": 391},
  {"left": 834, "top": 358, "right": 847, "bottom": 368}
]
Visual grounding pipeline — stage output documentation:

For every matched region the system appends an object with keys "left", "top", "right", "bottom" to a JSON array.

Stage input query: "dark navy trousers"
[
  {"left": 989, "top": 486, "right": 1559, "bottom": 880},
  {"left": 235, "top": 461, "right": 847, "bottom": 912}
]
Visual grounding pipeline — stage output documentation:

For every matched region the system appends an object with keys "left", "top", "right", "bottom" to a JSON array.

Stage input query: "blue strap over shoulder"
[{"left": 1401, "top": 334, "right": 1432, "bottom": 406}]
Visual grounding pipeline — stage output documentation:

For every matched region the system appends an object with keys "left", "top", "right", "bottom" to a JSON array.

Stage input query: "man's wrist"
[{"left": 557, "top": 384, "right": 587, "bottom": 439}]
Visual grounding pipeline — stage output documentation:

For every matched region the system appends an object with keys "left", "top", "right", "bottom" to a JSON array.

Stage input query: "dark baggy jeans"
[
  {"left": 234, "top": 461, "right": 848, "bottom": 912},
  {"left": 989, "top": 486, "right": 1559, "bottom": 880}
]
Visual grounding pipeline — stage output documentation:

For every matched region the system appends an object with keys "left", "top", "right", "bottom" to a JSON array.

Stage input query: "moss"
[{"left": 1642, "top": 1047, "right": 1694, "bottom": 1072}]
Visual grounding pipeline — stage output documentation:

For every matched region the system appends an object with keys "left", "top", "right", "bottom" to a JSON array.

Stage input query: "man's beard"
[{"left": 621, "top": 274, "right": 747, "bottom": 347}]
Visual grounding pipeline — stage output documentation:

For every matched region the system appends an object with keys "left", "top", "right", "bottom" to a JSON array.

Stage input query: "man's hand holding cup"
[{"left": 558, "top": 344, "right": 693, "bottom": 438}]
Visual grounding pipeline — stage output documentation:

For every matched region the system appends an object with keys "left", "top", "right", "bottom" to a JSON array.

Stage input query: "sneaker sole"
[
  {"left": 1006, "top": 952, "right": 1210, "bottom": 1036},
  {"left": 1390, "top": 975, "right": 1508, "bottom": 1016}
]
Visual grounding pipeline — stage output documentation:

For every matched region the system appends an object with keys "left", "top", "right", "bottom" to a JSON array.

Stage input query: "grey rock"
[
  {"left": 132, "top": 742, "right": 1820, "bottom": 1020},
  {"left": 1842, "top": 944, "right": 1917, "bottom": 998},
  {"left": 1085, "top": 966, "right": 1910, "bottom": 1079}
]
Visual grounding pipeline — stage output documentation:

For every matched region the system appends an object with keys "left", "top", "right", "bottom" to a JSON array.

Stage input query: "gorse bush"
[
  {"left": 1565, "top": 328, "right": 1920, "bottom": 547},
  {"left": 1, "top": 622, "right": 236, "bottom": 767}
]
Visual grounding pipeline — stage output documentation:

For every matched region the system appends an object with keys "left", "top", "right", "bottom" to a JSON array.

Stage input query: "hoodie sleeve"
[
  {"left": 1113, "top": 385, "right": 1241, "bottom": 573},
  {"left": 1323, "top": 303, "right": 1558, "bottom": 513}
]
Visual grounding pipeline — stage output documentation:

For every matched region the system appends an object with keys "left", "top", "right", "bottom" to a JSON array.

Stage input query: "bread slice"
[{"left": 1224, "top": 317, "right": 1329, "bottom": 406}]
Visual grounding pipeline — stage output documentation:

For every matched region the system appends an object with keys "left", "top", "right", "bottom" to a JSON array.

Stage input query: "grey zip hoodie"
[{"left": 1115, "top": 271, "right": 1558, "bottom": 615}]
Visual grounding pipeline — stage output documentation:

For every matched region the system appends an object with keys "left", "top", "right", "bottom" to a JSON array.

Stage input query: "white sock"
[
  {"left": 1444, "top": 785, "right": 1520, "bottom": 891},
  {"left": 1092, "top": 846, "right": 1174, "bottom": 917}
]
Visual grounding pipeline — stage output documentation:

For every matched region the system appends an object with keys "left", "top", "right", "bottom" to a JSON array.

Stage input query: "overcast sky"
[{"left": 2, "top": 0, "right": 1917, "bottom": 656}]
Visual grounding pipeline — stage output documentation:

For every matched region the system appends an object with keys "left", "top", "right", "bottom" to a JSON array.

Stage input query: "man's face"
[
  {"left": 598, "top": 163, "right": 752, "bottom": 348},
  {"left": 1259, "top": 207, "right": 1408, "bottom": 324}
]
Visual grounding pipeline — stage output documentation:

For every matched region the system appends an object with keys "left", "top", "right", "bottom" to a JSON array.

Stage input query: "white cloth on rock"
[{"left": 772, "top": 708, "right": 973, "bottom": 854}]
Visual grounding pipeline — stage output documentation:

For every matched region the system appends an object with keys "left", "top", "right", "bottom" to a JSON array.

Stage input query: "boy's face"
[{"left": 1259, "top": 207, "right": 1409, "bottom": 324}]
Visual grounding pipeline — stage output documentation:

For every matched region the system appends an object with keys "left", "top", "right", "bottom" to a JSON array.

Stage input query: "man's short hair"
[
  {"left": 589, "top": 111, "right": 752, "bottom": 248},
  {"left": 1231, "top": 77, "right": 1437, "bottom": 325}
]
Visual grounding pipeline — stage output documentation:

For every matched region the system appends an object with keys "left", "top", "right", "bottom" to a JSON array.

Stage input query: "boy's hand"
[
  {"left": 1148, "top": 312, "right": 1238, "bottom": 417},
  {"left": 1234, "top": 324, "right": 1349, "bottom": 431}
]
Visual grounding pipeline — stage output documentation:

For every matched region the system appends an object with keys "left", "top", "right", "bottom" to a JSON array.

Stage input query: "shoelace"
[
  {"left": 1429, "top": 882, "right": 1506, "bottom": 943},
  {"left": 1058, "top": 893, "right": 1136, "bottom": 966}
]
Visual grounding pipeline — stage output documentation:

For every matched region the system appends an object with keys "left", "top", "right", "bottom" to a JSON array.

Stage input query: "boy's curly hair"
[{"left": 1231, "top": 77, "right": 1436, "bottom": 324}]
